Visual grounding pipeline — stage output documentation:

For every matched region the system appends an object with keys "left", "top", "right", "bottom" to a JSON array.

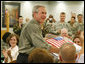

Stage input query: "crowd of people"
[{"left": 1, "top": 5, "right": 84, "bottom": 63}]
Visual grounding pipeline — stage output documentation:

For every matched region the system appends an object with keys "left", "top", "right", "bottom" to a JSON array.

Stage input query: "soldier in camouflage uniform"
[
  {"left": 67, "top": 16, "right": 77, "bottom": 38},
  {"left": 13, "top": 16, "right": 24, "bottom": 36},
  {"left": 55, "top": 12, "right": 69, "bottom": 35},
  {"left": 74, "top": 14, "right": 84, "bottom": 35},
  {"left": 43, "top": 15, "right": 56, "bottom": 37}
]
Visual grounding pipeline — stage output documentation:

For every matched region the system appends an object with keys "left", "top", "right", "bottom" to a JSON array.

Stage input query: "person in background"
[
  {"left": 28, "top": 48, "right": 54, "bottom": 63},
  {"left": 1, "top": 32, "right": 11, "bottom": 50},
  {"left": 1, "top": 32, "right": 11, "bottom": 63},
  {"left": 16, "top": 5, "right": 59, "bottom": 63},
  {"left": 59, "top": 43, "right": 77, "bottom": 63},
  {"left": 74, "top": 14, "right": 84, "bottom": 35},
  {"left": 13, "top": 16, "right": 24, "bottom": 36},
  {"left": 2, "top": 33, "right": 19, "bottom": 63},
  {"left": 61, "top": 28, "right": 72, "bottom": 40},
  {"left": 73, "top": 36, "right": 82, "bottom": 46},
  {"left": 42, "top": 14, "right": 56, "bottom": 37},
  {"left": 24, "top": 18, "right": 30, "bottom": 27},
  {"left": 68, "top": 17, "right": 76, "bottom": 25},
  {"left": 71, "top": 12, "right": 76, "bottom": 21},
  {"left": 55, "top": 12, "right": 69, "bottom": 35},
  {"left": 68, "top": 17, "right": 77, "bottom": 38},
  {"left": 46, "top": 14, "right": 56, "bottom": 23},
  {"left": 60, "top": 28, "right": 82, "bottom": 54},
  {"left": 76, "top": 31, "right": 84, "bottom": 63},
  {"left": 25, "top": 17, "right": 30, "bottom": 23}
]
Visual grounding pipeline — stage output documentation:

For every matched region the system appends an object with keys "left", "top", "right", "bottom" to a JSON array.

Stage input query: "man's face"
[
  {"left": 71, "top": 18, "right": 75, "bottom": 23},
  {"left": 36, "top": 7, "right": 47, "bottom": 24},
  {"left": 60, "top": 14, "right": 65, "bottom": 22},
  {"left": 78, "top": 16, "right": 83, "bottom": 22},
  {"left": 19, "top": 17, "right": 23, "bottom": 24}
]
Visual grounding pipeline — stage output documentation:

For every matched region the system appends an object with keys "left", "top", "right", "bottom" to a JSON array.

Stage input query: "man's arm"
[{"left": 28, "top": 24, "right": 59, "bottom": 53}]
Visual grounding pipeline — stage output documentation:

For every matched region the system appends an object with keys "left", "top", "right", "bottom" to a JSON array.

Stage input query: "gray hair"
[
  {"left": 32, "top": 5, "right": 45, "bottom": 17},
  {"left": 61, "top": 28, "right": 68, "bottom": 34}
]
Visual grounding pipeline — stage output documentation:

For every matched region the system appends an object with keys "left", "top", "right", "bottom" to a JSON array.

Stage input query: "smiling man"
[{"left": 16, "top": 5, "right": 59, "bottom": 63}]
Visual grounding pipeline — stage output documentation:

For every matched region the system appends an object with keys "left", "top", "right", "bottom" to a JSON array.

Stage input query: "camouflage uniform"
[
  {"left": 67, "top": 21, "right": 77, "bottom": 38},
  {"left": 45, "top": 21, "right": 56, "bottom": 32},
  {"left": 74, "top": 21, "right": 84, "bottom": 32},
  {"left": 43, "top": 20, "right": 56, "bottom": 37},
  {"left": 13, "top": 22, "right": 25, "bottom": 36},
  {"left": 55, "top": 21, "right": 69, "bottom": 33}
]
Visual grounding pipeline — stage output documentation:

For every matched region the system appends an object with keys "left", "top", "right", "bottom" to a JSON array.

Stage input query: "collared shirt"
[{"left": 18, "top": 19, "right": 51, "bottom": 54}]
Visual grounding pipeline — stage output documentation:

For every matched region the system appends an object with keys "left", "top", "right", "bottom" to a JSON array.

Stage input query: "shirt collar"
[
  {"left": 10, "top": 45, "right": 18, "bottom": 50},
  {"left": 31, "top": 19, "right": 41, "bottom": 28},
  {"left": 31, "top": 19, "right": 40, "bottom": 25}
]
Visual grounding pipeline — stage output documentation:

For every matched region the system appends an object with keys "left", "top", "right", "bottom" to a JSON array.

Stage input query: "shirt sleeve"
[{"left": 26, "top": 24, "right": 51, "bottom": 50}]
